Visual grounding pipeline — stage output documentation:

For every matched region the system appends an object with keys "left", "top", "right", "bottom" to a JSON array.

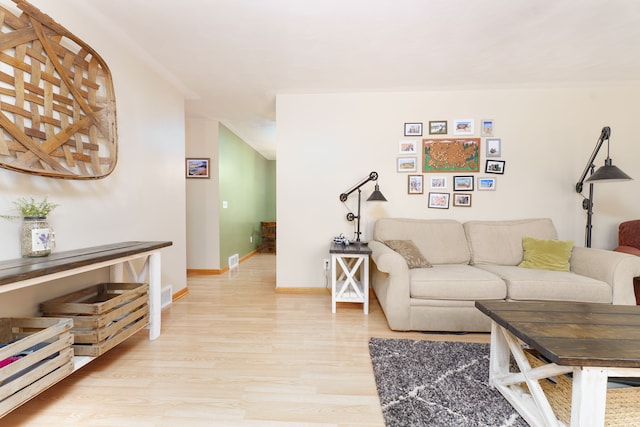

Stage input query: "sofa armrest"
[
  {"left": 369, "top": 240, "right": 412, "bottom": 329},
  {"left": 369, "top": 240, "right": 409, "bottom": 276},
  {"left": 614, "top": 246, "right": 640, "bottom": 257},
  {"left": 570, "top": 246, "right": 640, "bottom": 305}
]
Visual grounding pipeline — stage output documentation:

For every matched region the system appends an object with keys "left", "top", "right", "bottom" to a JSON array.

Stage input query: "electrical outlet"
[
  {"left": 323, "top": 258, "right": 330, "bottom": 270},
  {"left": 249, "top": 235, "right": 253, "bottom": 243}
]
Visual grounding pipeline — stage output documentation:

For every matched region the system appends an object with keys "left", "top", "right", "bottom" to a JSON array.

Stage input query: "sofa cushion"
[
  {"left": 475, "top": 264, "right": 612, "bottom": 303},
  {"left": 519, "top": 237, "right": 574, "bottom": 271},
  {"left": 374, "top": 218, "right": 470, "bottom": 265},
  {"left": 384, "top": 240, "right": 432, "bottom": 269},
  {"left": 409, "top": 265, "right": 506, "bottom": 300},
  {"left": 464, "top": 218, "right": 558, "bottom": 266}
]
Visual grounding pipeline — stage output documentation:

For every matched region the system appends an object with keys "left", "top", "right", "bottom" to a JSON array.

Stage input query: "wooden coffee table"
[{"left": 476, "top": 301, "right": 640, "bottom": 427}]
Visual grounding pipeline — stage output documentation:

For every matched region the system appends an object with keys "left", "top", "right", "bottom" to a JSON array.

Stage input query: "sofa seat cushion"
[
  {"left": 476, "top": 265, "right": 612, "bottom": 303},
  {"left": 410, "top": 265, "right": 507, "bottom": 301}
]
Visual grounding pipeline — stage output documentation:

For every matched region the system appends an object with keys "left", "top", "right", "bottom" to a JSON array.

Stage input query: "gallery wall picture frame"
[
  {"left": 481, "top": 119, "right": 494, "bottom": 137},
  {"left": 453, "top": 193, "right": 472, "bottom": 207},
  {"left": 408, "top": 175, "right": 424, "bottom": 194},
  {"left": 453, "top": 175, "right": 474, "bottom": 191},
  {"left": 428, "top": 192, "right": 450, "bottom": 209},
  {"left": 430, "top": 176, "right": 447, "bottom": 189},
  {"left": 477, "top": 176, "right": 497, "bottom": 190},
  {"left": 486, "top": 138, "right": 501, "bottom": 157},
  {"left": 485, "top": 160, "right": 505, "bottom": 174},
  {"left": 397, "top": 156, "right": 417, "bottom": 172},
  {"left": 186, "top": 158, "right": 210, "bottom": 178},
  {"left": 423, "top": 138, "right": 480, "bottom": 172},
  {"left": 404, "top": 122, "right": 423, "bottom": 136},
  {"left": 399, "top": 139, "right": 418, "bottom": 154},
  {"left": 429, "top": 120, "right": 448, "bottom": 135},
  {"left": 453, "top": 119, "right": 474, "bottom": 136}
]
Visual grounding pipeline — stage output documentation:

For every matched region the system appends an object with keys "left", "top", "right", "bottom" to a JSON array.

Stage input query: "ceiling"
[{"left": 85, "top": 0, "right": 640, "bottom": 160}]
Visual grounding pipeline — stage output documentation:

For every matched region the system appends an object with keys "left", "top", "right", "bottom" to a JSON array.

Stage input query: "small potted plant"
[{"left": 2, "top": 196, "right": 59, "bottom": 257}]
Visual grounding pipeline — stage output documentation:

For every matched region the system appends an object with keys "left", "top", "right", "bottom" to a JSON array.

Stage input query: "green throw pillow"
[
  {"left": 384, "top": 240, "right": 432, "bottom": 269},
  {"left": 518, "top": 236, "right": 574, "bottom": 271}
]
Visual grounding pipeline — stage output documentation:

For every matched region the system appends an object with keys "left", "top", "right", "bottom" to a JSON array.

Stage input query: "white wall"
[
  {"left": 0, "top": 0, "right": 187, "bottom": 314},
  {"left": 276, "top": 86, "right": 640, "bottom": 288},
  {"left": 185, "top": 118, "right": 220, "bottom": 270}
]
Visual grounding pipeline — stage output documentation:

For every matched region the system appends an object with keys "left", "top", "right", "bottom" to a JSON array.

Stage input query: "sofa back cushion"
[
  {"left": 373, "top": 218, "right": 470, "bottom": 265},
  {"left": 464, "top": 218, "right": 558, "bottom": 266}
]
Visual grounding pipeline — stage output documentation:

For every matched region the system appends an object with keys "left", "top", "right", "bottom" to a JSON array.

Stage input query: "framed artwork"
[
  {"left": 429, "top": 176, "right": 447, "bottom": 189},
  {"left": 422, "top": 138, "right": 480, "bottom": 173},
  {"left": 486, "top": 138, "right": 501, "bottom": 157},
  {"left": 408, "top": 175, "right": 423, "bottom": 194},
  {"left": 404, "top": 122, "right": 423, "bottom": 136},
  {"left": 486, "top": 160, "right": 505, "bottom": 174},
  {"left": 429, "top": 120, "right": 447, "bottom": 135},
  {"left": 477, "top": 176, "right": 497, "bottom": 191},
  {"left": 428, "top": 192, "right": 450, "bottom": 209},
  {"left": 186, "top": 158, "right": 210, "bottom": 178},
  {"left": 399, "top": 139, "right": 418, "bottom": 154},
  {"left": 453, "top": 119, "right": 474, "bottom": 136},
  {"left": 481, "top": 119, "right": 494, "bottom": 137},
  {"left": 397, "top": 157, "right": 417, "bottom": 172},
  {"left": 453, "top": 193, "right": 472, "bottom": 207},
  {"left": 453, "top": 175, "right": 474, "bottom": 191}
]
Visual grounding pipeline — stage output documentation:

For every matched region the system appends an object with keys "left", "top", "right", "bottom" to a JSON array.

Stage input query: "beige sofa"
[{"left": 369, "top": 218, "right": 640, "bottom": 332}]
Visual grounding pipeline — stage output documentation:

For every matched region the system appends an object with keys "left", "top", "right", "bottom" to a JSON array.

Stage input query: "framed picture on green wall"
[{"left": 186, "top": 158, "right": 210, "bottom": 178}]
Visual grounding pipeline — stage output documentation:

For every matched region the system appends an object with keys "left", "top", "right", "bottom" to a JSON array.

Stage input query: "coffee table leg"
[{"left": 570, "top": 367, "right": 607, "bottom": 427}]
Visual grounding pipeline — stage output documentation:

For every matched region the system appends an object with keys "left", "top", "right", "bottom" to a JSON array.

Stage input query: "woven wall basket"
[{"left": 0, "top": 0, "right": 117, "bottom": 179}]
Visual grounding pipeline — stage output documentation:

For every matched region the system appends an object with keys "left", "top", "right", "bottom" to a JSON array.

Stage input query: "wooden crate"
[
  {"left": 40, "top": 283, "right": 149, "bottom": 357},
  {"left": 0, "top": 317, "right": 74, "bottom": 418}
]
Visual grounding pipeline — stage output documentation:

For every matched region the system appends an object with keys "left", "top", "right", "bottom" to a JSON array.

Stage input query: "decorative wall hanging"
[
  {"left": 429, "top": 120, "right": 447, "bottom": 135},
  {"left": 486, "top": 160, "right": 506, "bottom": 174},
  {"left": 453, "top": 119, "right": 474, "bottom": 136},
  {"left": 486, "top": 138, "right": 501, "bottom": 157},
  {"left": 428, "top": 192, "right": 449, "bottom": 209},
  {"left": 408, "top": 175, "right": 423, "bottom": 194},
  {"left": 404, "top": 122, "right": 422, "bottom": 136},
  {"left": 0, "top": 0, "right": 117, "bottom": 179},
  {"left": 397, "top": 157, "right": 417, "bottom": 172},
  {"left": 185, "top": 158, "right": 210, "bottom": 178},
  {"left": 422, "top": 138, "right": 480, "bottom": 173}
]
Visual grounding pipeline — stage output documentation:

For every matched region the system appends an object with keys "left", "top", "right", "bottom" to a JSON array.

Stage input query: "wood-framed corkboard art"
[
  {"left": 422, "top": 138, "right": 480, "bottom": 173},
  {"left": 0, "top": 0, "right": 117, "bottom": 179}
]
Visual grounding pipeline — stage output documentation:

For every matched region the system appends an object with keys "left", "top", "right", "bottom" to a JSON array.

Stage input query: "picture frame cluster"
[{"left": 399, "top": 119, "right": 505, "bottom": 209}]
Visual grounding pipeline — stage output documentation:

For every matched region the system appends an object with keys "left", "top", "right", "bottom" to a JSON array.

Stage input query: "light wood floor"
[{"left": 2, "top": 254, "right": 489, "bottom": 426}]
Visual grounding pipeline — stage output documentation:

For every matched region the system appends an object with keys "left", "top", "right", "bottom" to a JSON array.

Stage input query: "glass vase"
[{"left": 21, "top": 216, "right": 53, "bottom": 257}]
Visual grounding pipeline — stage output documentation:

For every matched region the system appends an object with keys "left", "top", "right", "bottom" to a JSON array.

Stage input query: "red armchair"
[{"left": 614, "top": 220, "right": 640, "bottom": 304}]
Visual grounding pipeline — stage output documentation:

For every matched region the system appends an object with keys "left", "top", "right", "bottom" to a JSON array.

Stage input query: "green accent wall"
[{"left": 218, "top": 123, "right": 276, "bottom": 267}]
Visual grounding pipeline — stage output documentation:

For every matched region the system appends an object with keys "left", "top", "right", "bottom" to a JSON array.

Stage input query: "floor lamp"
[
  {"left": 339, "top": 171, "right": 387, "bottom": 244},
  {"left": 575, "top": 126, "right": 632, "bottom": 247}
]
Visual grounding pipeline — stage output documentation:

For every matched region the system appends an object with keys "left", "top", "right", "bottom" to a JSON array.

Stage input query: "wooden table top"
[
  {"left": 0, "top": 241, "right": 172, "bottom": 287},
  {"left": 476, "top": 301, "right": 640, "bottom": 368},
  {"left": 329, "top": 242, "right": 372, "bottom": 255}
]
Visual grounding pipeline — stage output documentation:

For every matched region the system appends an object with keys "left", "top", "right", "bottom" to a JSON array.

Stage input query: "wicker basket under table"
[
  {"left": 0, "top": 317, "right": 74, "bottom": 418},
  {"left": 524, "top": 350, "right": 640, "bottom": 426},
  {"left": 40, "top": 283, "right": 149, "bottom": 357}
]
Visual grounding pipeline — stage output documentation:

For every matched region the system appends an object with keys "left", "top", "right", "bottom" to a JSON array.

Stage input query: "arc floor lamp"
[
  {"left": 339, "top": 171, "right": 387, "bottom": 244},
  {"left": 575, "top": 126, "right": 632, "bottom": 247}
]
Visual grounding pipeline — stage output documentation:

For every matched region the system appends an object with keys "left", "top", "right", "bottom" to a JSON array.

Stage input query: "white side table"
[{"left": 330, "top": 242, "right": 371, "bottom": 314}]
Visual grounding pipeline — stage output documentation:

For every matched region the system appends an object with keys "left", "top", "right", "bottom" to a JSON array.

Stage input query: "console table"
[{"left": 0, "top": 241, "right": 172, "bottom": 358}]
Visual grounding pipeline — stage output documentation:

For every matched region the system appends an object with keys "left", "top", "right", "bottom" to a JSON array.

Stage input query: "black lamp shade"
[
  {"left": 367, "top": 184, "right": 387, "bottom": 201},
  {"left": 586, "top": 159, "right": 632, "bottom": 183}
]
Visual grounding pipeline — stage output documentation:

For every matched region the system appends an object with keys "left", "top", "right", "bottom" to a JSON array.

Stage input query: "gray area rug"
[{"left": 369, "top": 338, "right": 528, "bottom": 427}]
